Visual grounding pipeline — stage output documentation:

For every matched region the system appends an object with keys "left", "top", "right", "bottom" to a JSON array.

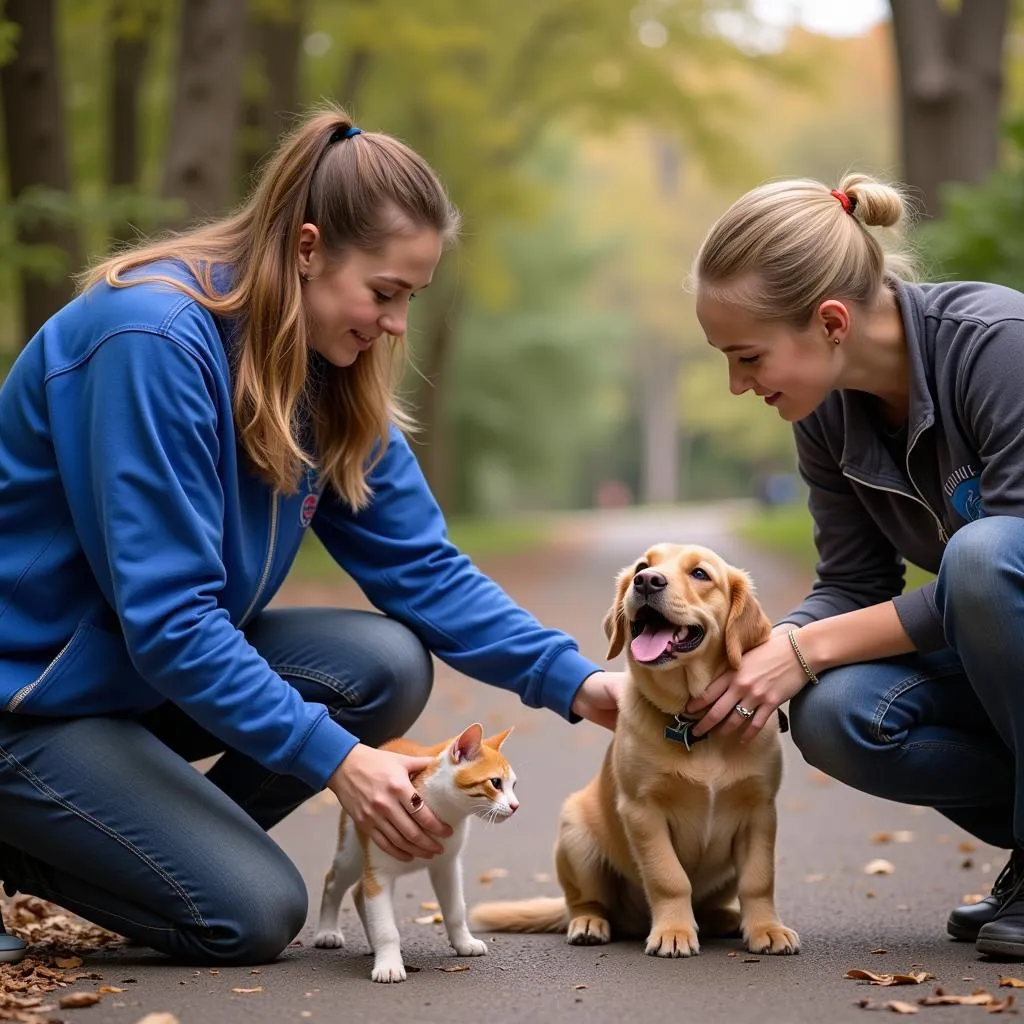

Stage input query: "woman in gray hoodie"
[{"left": 686, "top": 173, "right": 1024, "bottom": 959}]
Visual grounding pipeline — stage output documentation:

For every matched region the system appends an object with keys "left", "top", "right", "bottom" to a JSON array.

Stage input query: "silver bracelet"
[{"left": 788, "top": 629, "right": 819, "bottom": 685}]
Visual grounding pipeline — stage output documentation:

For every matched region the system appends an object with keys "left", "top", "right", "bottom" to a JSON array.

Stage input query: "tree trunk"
[
  {"left": 890, "top": 0, "right": 1009, "bottom": 219},
  {"left": 0, "top": 0, "right": 82, "bottom": 343},
  {"left": 108, "top": 1, "right": 159, "bottom": 245},
  {"left": 237, "top": 0, "right": 308, "bottom": 195},
  {"left": 162, "top": 0, "right": 248, "bottom": 222}
]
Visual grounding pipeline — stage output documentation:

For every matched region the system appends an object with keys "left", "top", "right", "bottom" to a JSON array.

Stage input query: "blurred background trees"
[{"left": 0, "top": 0, "right": 1022, "bottom": 518}]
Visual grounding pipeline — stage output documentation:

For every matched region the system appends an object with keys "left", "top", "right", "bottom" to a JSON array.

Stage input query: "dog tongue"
[{"left": 631, "top": 626, "right": 676, "bottom": 663}]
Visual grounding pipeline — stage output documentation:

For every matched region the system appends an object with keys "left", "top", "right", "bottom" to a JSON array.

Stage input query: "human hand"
[
  {"left": 571, "top": 671, "right": 625, "bottom": 731},
  {"left": 327, "top": 744, "right": 453, "bottom": 861},
  {"left": 685, "top": 631, "right": 809, "bottom": 742}
]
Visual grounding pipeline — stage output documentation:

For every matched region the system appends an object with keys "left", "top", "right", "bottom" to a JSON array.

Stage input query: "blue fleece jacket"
[{"left": 0, "top": 265, "right": 600, "bottom": 789}]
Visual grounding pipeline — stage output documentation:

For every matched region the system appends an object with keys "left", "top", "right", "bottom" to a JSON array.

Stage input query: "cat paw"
[
  {"left": 744, "top": 922, "right": 800, "bottom": 955},
  {"left": 313, "top": 929, "right": 345, "bottom": 949},
  {"left": 371, "top": 958, "right": 407, "bottom": 984},
  {"left": 645, "top": 924, "right": 699, "bottom": 957},
  {"left": 452, "top": 936, "right": 488, "bottom": 957},
  {"left": 567, "top": 915, "right": 610, "bottom": 945}
]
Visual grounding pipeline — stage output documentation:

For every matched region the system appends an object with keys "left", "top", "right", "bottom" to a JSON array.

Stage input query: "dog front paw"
[
  {"left": 745, "top": 922, "right": 800, "bottom": 955},
  {"left": 645, "top": 924, "right": 699, "bottom": 957},
  {"left": 313, "top": 929, "right": 345, "bottom": 949},
  {"left": 567, "top": 915, "right": 610, "bottom": 945}
]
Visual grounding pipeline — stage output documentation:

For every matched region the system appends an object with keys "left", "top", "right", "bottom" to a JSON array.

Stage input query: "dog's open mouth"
[{"left": 629, "top": 606, "right": 706, "bottom": 664}]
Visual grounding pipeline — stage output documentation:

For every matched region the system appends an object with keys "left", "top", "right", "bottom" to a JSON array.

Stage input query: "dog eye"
[
  {"left": 490, "top": 777, "right": 503, "bottom": 790},
  {"left": 690, "top": 567, "right": 710, "bottom": 581}
]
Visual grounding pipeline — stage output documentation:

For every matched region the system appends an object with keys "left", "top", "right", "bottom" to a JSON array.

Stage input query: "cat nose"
[{"left": 508, "top": 798, "right": 519, "bottom": 814}]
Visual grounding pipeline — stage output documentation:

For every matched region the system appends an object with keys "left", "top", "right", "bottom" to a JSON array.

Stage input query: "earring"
[{"left": 833, "top": 336, "right": 840, "bottom": 345}]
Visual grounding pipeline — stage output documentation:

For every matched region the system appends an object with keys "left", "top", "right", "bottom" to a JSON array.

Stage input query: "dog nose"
[{"left": 633, "top": 569, "right": 668, "bottom": 596}]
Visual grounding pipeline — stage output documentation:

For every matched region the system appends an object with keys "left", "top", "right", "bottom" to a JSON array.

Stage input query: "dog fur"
[{"left": 470, "top": 543, "right": 799, "bottom": 957}]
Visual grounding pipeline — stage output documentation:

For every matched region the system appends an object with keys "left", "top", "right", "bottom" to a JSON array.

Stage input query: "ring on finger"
[
  {"left": 409, "top": 793, "right": 425, "bottom": 814},
  {"left": 734, "top": 703, "right": 755, "bottom": 719}
]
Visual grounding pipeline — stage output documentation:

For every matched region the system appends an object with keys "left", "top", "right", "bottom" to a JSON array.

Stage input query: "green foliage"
[
  {"left": 918, "top": 117, "right": 1024, "bottom": 284},
  {"left": 740, "top": 504, "right": 934, "bottom": 591}
]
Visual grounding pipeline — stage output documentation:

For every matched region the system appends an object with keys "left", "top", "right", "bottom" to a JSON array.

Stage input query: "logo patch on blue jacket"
[
  {"left": 299, "top": 467, "right": 320, "bottom": 528},
  {"left": 945, "top": 465, "right": 986, "bottom": 522}
]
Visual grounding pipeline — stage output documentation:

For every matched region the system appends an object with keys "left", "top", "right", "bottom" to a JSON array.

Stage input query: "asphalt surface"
[{"left": 23, "top": 503, "right": 1015, "bottom": 1023}]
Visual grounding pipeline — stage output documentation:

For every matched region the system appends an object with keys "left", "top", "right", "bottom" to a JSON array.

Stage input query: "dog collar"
[{"left": 665, "top": 708, "right": 789, "bottom": 751}]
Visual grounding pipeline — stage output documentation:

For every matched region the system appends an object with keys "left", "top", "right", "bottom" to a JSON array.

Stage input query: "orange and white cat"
[{"left": 314, "top": 723, "right": 519, "bottom": 983}]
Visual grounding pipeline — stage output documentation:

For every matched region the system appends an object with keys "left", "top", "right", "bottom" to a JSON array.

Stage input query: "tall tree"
[
  {"left": 162, "top": 0, "right": 247, "bottom": 221},
  {"left": 0, "top": 0, "right": 82, "bottom": 341},
  {"left": 890, "top": 0, "right": 1010, "bottom": 218}
]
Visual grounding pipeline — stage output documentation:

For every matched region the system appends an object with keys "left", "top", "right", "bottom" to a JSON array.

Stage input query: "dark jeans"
[
  {"left": 790, "top": 517, "right": 1023, "bottom": 852},
  {"left": 0, "top": 608, "right": 433, "bottom": 965}
]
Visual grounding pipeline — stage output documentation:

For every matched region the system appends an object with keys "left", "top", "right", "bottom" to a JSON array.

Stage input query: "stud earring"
[{"left": 833, "top": 336, "right": 840, "bottom": 345}]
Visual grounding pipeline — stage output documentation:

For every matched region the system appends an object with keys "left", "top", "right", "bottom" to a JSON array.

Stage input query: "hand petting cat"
[
  {"left": 327, "top": 744, "right": 454, "bottom": 862},
  {"left": 571, "top": 670, "right": 625, "bottom": 731}
]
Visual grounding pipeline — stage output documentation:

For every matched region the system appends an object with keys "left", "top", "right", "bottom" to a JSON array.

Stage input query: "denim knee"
[
  {"left": 198, "top": 845, "right": 308, "bottom": 965},
  {"left": 367, "top": 617, "right": 434, "bottom": 726},
  {"left": 938, "top": 516, "right": 1024, "bottom": 622}
]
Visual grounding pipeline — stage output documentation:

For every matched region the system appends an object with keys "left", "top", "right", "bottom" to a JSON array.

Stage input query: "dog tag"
[{"left": 664, "top": 716, "right": 705, "bottom": 751}]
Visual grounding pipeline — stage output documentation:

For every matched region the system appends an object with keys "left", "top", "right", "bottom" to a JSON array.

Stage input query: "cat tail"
[{"left": 469, "top": 897, "right": 569, "bottom": 933}]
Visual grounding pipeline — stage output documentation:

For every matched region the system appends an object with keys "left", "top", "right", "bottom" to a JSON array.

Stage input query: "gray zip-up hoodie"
[{"left": 780, "top": 277, "right": 1024, "bottom": 652}]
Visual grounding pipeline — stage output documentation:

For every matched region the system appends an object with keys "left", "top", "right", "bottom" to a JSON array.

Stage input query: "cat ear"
[
  {"left": 483, "top": 726, "right": 513, "bottom": 750},
  {"left": 451, "top": 723, "right": 484, "bottom": 764}
]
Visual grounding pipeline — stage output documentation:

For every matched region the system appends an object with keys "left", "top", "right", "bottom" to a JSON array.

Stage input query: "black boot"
[{"left": 948, "top": 849, "right": 1024, "bottom": 941}]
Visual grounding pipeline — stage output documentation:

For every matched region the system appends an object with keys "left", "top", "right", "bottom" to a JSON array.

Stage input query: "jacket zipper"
[
  {"left": 239, "top": 492, "right": 279, "bottom": 628},
  {"left": 5, "top": 627, "right": 82, "bottom": 712},
  {"left": 842, "top": 470, "right": 949, "bottom": 544}
]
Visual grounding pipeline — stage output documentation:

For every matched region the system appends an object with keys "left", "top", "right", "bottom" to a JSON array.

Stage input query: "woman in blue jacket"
[
  {"left": 685, "top": 172, "right": 1024, "bottom": 959},
  {"left": 0, "top": 107, "right": 621, "bottom": 965}
]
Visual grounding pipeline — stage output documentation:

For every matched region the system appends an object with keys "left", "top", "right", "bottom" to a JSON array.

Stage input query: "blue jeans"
[
  {"left": 790, "top": 516, "right": 1024, "bottom": 851},
  {"left": 0, "top": 608, "right": 433, "bottom": 965}
]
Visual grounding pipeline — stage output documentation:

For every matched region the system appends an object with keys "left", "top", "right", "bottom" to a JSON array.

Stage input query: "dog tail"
[{"left": 469, "top": 896, "right": 569, "bottom": 933}]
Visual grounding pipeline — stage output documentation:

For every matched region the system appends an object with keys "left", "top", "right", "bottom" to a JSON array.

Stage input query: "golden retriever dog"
[{"left": 471, "top": 543, "right": 799, "bottom": 958}]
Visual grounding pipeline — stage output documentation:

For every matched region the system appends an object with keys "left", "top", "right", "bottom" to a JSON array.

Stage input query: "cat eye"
[{"left": 490, "top": 778, "right": 503, "bottom": 790}]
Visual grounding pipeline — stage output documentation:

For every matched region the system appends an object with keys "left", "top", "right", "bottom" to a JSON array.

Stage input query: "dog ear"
[
  {"left": 603, "top": 565, "right": 634, "bottom": 660},
  {"left": 724, "top": 568, "right": 772, "bottom": 670}
]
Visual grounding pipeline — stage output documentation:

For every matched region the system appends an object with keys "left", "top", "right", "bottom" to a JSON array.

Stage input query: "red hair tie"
[{"left": 830, "top": 189, "right": 854, "bottom": 215}]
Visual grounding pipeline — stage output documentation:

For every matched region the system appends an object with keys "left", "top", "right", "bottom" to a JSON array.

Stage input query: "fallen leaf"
[
  {"left": 958, "top": 841, "right": 978, "bottom": 853},
  {"left": 478, "top": 868, "right": 509, "bottom": 883},
  {"left": 743, "top": 958, "right": 760, "bottom": 963},
  {"left": 864, "top": 859, "right": 895, "bottom": 876},
  {"left": 871, "top": 831, "right": 894, "bottom": 844},
  {"left": 846, "top": 969, "right": 930, "bottom": 987},
  {"left": 58, "top": 992, "right": 102, "bottom": 1008},
  {"left": 962, "top": 858, "right": 975, "bottom": 869},
  {"left": 574, "top": 984, "right": 587, "bottom": 990},
  {"left": 249, "top": 969, "right": 261, "bottom": 975},
  {"left": 54, "top": 957, "right": 83, "bottom": 969},
  {"left": 1000, "top": 977, "right": 1024, "bottom": 988},
  {"left": 437, "top": 964, "right": 470, "bottom": 973},
  {"left": 133, "top": 1016, "right": 180, "bottom": 1024},
  {"left": 871, "top": 949, "right": 889, "bottom": 955},
  {"left": 97, "top": 985, "right": 124, "bottom": 994},
  {"left": 420, "top": 901, "right": 440, "bottom": 911},
  {"left": 231, "top": 986, "right": 263, "bottom": 994},
  {"left": 919, "top": 989, "right": 995, "bottom": 1006},
  {"left": 414, "top": 913, "right": 443, "bottom": 925},
  {"left": 884, "top": 1001, "right": 919, "bottom": 1014}
]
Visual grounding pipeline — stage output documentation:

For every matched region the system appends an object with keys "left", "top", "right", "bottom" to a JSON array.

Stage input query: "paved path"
[{"left": 48, "top": 504, "right": 1011, "bottom": 1022}]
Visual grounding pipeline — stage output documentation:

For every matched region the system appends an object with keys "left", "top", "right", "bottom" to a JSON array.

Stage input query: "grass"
[
  {"left": 739, "top": 504, "right": 935, "bottom": 592},
  {"left": 289, "top": 514, "right": 552, "bottom": 581}
]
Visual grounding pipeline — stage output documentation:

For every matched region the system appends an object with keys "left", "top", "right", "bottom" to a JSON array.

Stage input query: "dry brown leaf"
[
  {"left": 919, "top": 990, "right": 994, "bottom": 1006},
  {"left": 53, "top": 958, "right": 82, "bottom": 970},
  {"left": 58, "top": 992, "right": 101, "bottom": 1008},
  {"left": 414, "top": 913, "right": 443, "bottom": 925},
  {"left": 96, "top": 986, "right": 122, "bottom": 994},
  {"left": 846, "top": 969, "right": 930, "bottom": 987},
  {"left": 231, "top": 986, "right": 262, "bottom": 994},
  {"left": 743, "top": 958, "right": 760, "bottom": 963},
  {"left": 133, "top": 1016, "right": 180, "bottom": 1024},
  {"left": 478, "top": 868, "right": 509, "bottom": 883},
  {"left": 883, "top": 1001, "right": 918, "bottom": 1014},
  {"left": 870, "top": 949, "right": 889, "bottom": 955},
  {"left": 864, "top": 859, "right": 895, "bottom": 876},
  {"left": 436, "top": 964, "right": 470, "bottom": 973},
  {"left": 989, "top": 996, "right": 1017, "bottom": 1014},
  {"left": 1000, "top": 977, "right": 1024, "bottom": 988},
  {"left": 419, "top": 901, "right": 439, "bottom": 911},
  {"left": 871, "top": 832, "right": 893, "bottom": 844},
  {"left": 574, "top": 984, "right": 587, "bottom": 990},
  {"left": 958, "top": 841, "right": 978, "bottom": 853}
]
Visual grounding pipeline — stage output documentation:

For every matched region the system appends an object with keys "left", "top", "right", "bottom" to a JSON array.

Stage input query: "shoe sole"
[
  {"left": 947, "top": 921, "right": 982, "bottom": 942},
  {"left": 976, "top": 936, "right": 1024, "bottom": 958},
  {"left": 0, "top": 947, "right": 25, "bottom": 963}
]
